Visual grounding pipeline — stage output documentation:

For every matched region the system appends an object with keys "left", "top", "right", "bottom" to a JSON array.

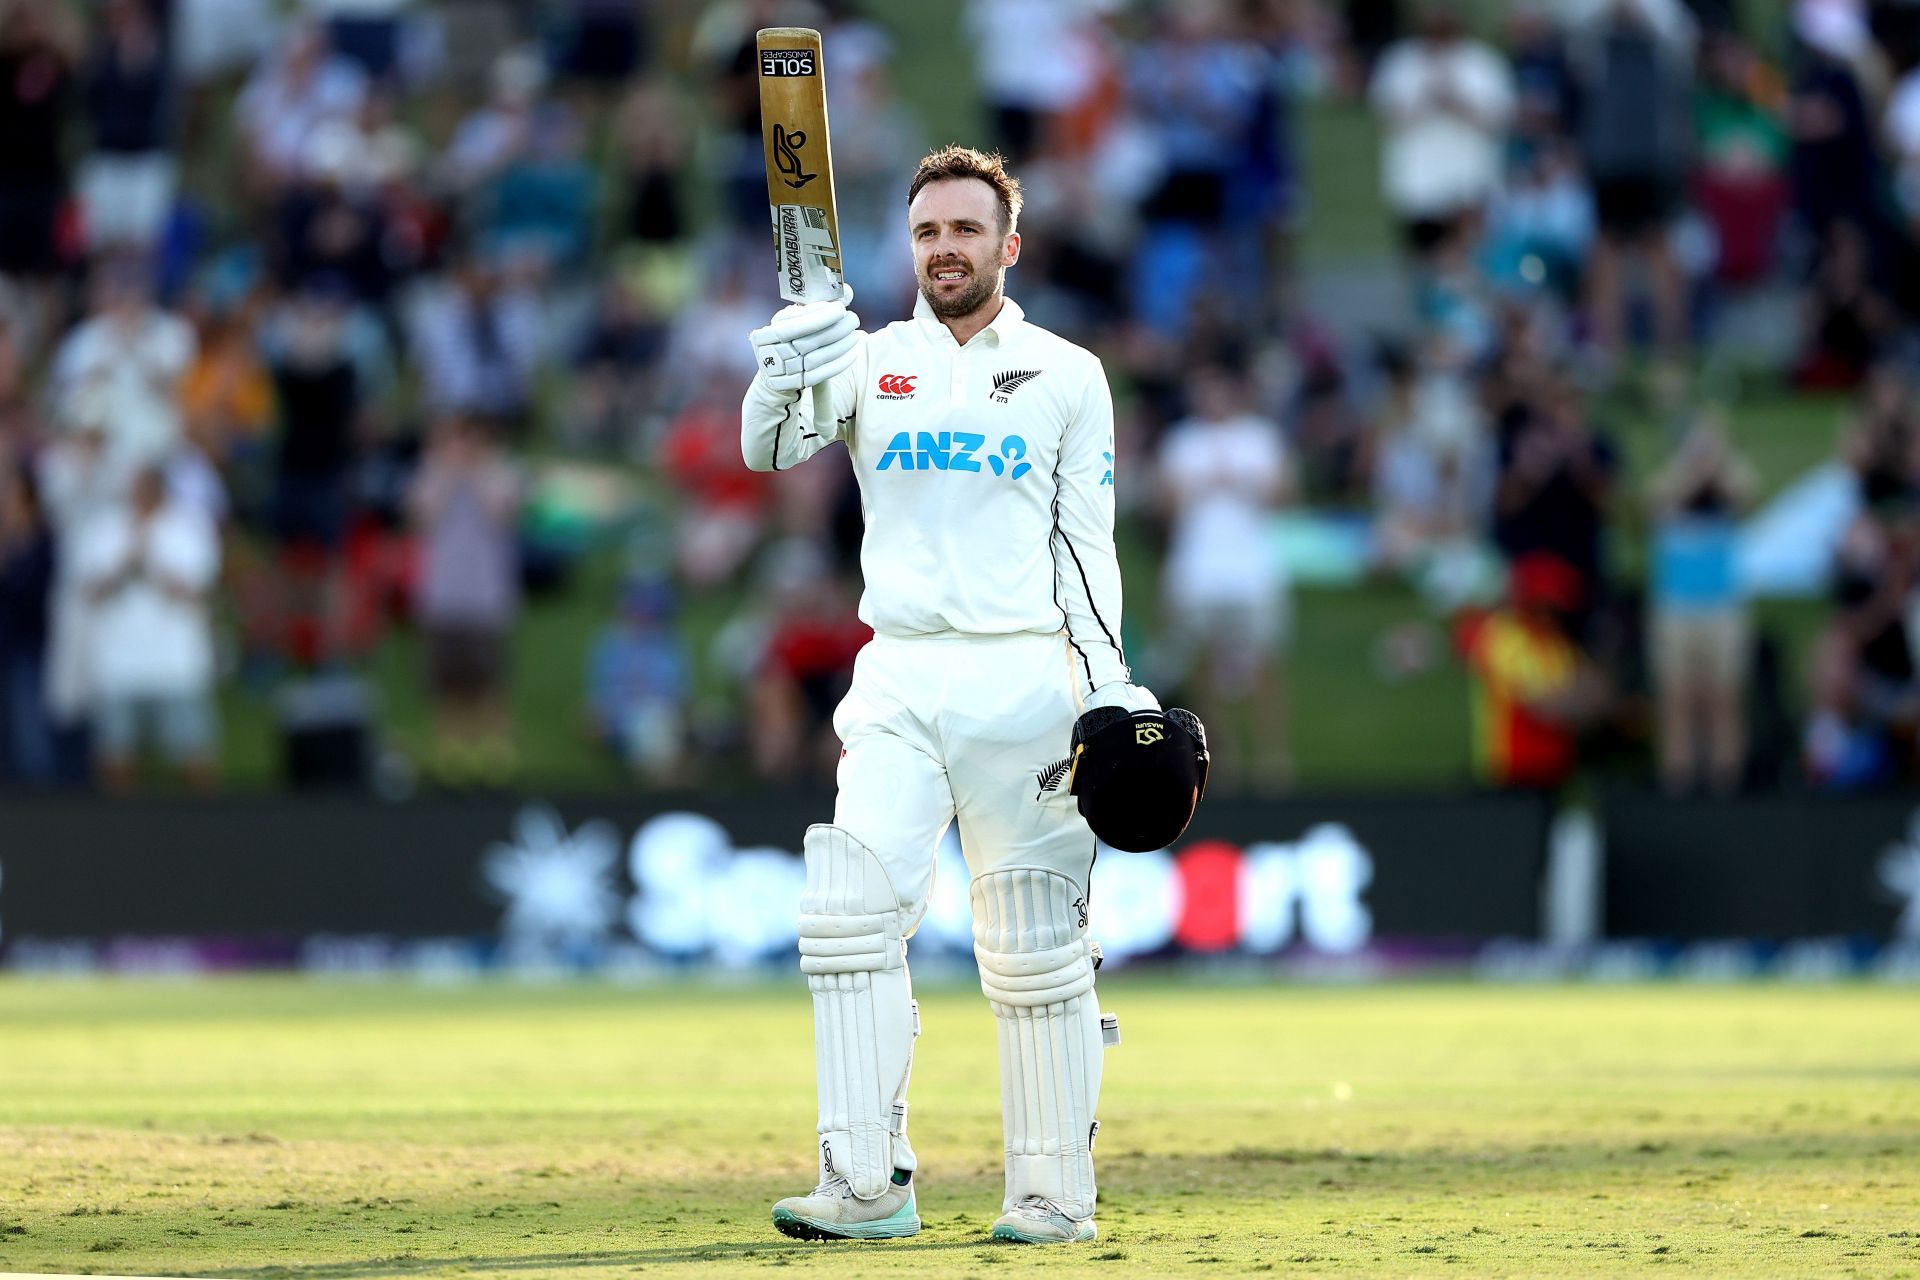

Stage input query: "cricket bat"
[{"left": 756, "top": 27, "right": 843, "bottom": 305}]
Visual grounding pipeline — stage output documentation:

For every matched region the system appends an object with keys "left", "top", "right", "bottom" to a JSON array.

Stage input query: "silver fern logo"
[
  {"left": 1034, "top": 757, "right": 1071, "bottom": 798},
  {"left": 992, "top": 369, "right": 1042, "bottom": 402}
]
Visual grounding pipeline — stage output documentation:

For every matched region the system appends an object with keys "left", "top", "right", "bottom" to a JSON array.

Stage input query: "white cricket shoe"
[
  {"left": 771, "top": 1172, "right": 920, "bottom": 1241},
  {"left": 990, "top": 1195, "right": 1097, "bottom": 1244}
]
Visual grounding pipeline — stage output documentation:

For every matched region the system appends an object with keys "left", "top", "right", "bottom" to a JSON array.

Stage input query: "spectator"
[
  {"left": 478, "top": 98, "right": 595, "bottom": 273},
  {"left": 587, "top": 575, "right": 688, "bottom": 783},
  {"left": 1128, "top": 5, "right": 1271, "bottom": 333},
  {"left": 1646, "top": 412, "right": 1758, "bottom": 794},
  {"left": 826, "top": 53, "right": 923, "bottom": 318},
  {"left": 1156, "top": 364, "right": 1294, "bottom": 789},
  {"left": 1494, "top": 374, "right": 1617, "bottom": 596},
  {"left": 613, "top": 78, "right": 691, "bottom": 250},
  {"left": 1693, "top": 31, "right": 1789, "bottom": 287},
  {"left": 1793, "top": 220, "right": 1894, "bottom": 389},
  {"left": 691, "top": 0, "right": 786, "bottom": 230},
  {"left": 0, "top": 457, "right": 56, "bottom": 784},
  {"left": 80, "top": 0, "right": 174, "bottom": 253},
  {"left": 1567, "top": 0, "right": 1698, "bottom": 373},
  {"left": 1806, "top": 503, "right": 1920, "bottom": 789},
  {"left": 551, "top": 0, "right": 648, "bottom": 96},
  {"left": 49, "top": 258, "right": 196, "bottom": 476},
  {"left": 235, "top": 20, "right": 366, "bottom": 191},
  {"left": 1786, "top": 0, "right": 1882, "bottom": 252},
  {"left": 407, "top": 252, "right": 542, "bottom": 429},
  {"left": 36, "top": 396, "right": 125, "bottom": 783},
  {"left": 964, "top": 0, "right": 1108, "bottom": 163},
  {"left": 1506, "top": 3, "right": 1574, "bottom": 143},
  {"left": 444, "top": 47, "right": 561, "bottom": 198},
  {"left": 180, "top": 295, "right": 276, "bottom": 468},
  {"left": 73, "top": 463, "right": 222, "bottom": 792},
  {"left": 565, "top": 274, "right": 667, "bottom": 452},
  {"left": 305, "top": 0, "right": 416, "bottom": 85},
  {"left": 661, "top": 388, "right": 771, "bottom": 588},
  {"left": 1482, "top": 138, "right": 1594, "bottom": 302},
  {"left": 1371, "top": 336, "right": 1496, "bottom": 608},
  {"left": 271, "top": 122, "right": 398, "bottom": 307},
  {"left": 1457, "top": 551, "right": 1610, "bottom": 789},
  {"left": 0, "top": 0, "right": 76, "bottom": 293},
  {"left": 263, "top": 280, "right": 372, "bottom": 663},
  {"left": 1368, "top": 0, "right": 1515, "bottom": 266},
  {"left": 408, "top": 415, "right": 522, "bottom": 783},
  {"left": 747, "top": 540, "right": 868, "bottom": 784}
]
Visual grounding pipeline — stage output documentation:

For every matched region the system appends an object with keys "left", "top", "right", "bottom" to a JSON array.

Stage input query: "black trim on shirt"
[
  {"left": 1049, "top": 493, "right": 1097, "bottom": 695},
  {"left": 1056, "top": 517, "right": 1129, "bottom": 683}
]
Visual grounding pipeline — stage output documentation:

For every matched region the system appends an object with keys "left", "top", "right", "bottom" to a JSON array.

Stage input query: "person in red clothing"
[
  {"left": 1456, "top": 552, "right": 1610, "bottom": 789},
  {"left": 660, "top": 389, "right": 770, "bottom": 587},
  {"left": 749, "top": 540, "right": 871, "bottom": 784}
]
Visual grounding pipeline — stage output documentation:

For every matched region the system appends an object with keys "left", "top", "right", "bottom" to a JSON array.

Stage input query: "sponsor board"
[{"left": 0, "top": 794, "right": 1549, "bottom": 970}]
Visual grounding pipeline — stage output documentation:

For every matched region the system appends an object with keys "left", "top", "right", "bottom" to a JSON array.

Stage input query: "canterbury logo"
[
  {"left": 876, "top": 374, "right": 918, "bottom": 396},
  {"left": 772, "top": 124, "right": 816, "bottom": 189},
  {"left": 1135, "top": 723, "right": 1165, "bottom": 746},
  {"left": 1034, "top": 758, "right": 1071, "bottom": 798},
  {"left": 991, "top": 368, "right": 1041, "bottom": 402}
]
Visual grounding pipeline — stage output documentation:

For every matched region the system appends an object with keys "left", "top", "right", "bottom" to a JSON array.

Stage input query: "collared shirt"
[{"left": 742, "top": 293, "right": 1132, "bottom": 698}]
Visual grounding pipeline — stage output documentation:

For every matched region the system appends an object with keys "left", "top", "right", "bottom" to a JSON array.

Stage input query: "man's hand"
[{"left": 750, "top": 284, "right": 860, "bottom": 393}]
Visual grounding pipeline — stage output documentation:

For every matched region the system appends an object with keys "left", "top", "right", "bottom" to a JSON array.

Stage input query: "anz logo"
[{"left": 877, "top": 432, "right": 1033, "bottom": 479}]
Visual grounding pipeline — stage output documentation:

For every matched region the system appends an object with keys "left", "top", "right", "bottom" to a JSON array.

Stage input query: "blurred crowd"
[
  {"left": 1331, "top": 0, "right": 1920, "bottom": 796},
  {"left": 6, "top": 0, "right": 1920, "bottom": 798}
]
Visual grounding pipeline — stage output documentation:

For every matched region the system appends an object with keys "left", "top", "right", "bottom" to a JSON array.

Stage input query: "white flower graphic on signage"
[
  {"left": 484, "top": 804, "right": 623, "bottom": 943},
  {"left": 1880, "top": 811, "right": 1920, "bottom": 941}
]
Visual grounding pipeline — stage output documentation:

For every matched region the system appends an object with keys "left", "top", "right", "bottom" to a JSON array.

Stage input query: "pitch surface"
[{"left": 0, "top": 977, "right": 1915, "bottom": 1277}]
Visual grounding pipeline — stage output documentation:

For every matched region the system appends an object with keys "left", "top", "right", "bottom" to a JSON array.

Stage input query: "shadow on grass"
[
  {"left": 126, "top": 1128, "right": 1916, "bottom": 1278},
  {"left": 191, "top": 1237, "right": 1008, "bottom": 1278}
]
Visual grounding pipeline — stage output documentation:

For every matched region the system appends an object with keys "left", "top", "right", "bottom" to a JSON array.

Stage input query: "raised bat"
[{"left": 756, "top": 27, "right": 843, "bottom": 304}]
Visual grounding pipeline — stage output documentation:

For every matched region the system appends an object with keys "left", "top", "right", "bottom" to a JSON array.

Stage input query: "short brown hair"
[{"left": 907, "top": 145, "right": 1023, "bottom": 234}]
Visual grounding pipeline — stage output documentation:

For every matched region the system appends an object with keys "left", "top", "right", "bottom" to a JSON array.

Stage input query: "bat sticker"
[
  {"left": 760, "top": 48, "right": 816, "bottom": 76},
  {"left": 773, "top": 123, "right": 816, "bottom": 189}
]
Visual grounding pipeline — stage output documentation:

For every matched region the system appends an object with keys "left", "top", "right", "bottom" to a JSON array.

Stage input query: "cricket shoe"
[
  {"left": 771, "top": 1172, "right": 919, "bottom": 1241},
  {"left": 990, "top": 1195, "right": 1097, "bottom": 1244}
]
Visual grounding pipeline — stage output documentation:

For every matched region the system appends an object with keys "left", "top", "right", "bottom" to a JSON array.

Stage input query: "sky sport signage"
[
  {"left": 488, "top": 806, "right": 1381, "bottom": 966},
  {"left": 0, "top": 794, "right": 1548, "bottom": 971}
]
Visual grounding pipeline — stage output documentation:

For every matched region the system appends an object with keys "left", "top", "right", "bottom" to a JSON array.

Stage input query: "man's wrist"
[{"left": 1085, "top": 680, "right": 1160, "bottom": 714}]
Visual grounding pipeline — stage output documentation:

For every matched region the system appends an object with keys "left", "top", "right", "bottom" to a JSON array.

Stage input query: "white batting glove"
[{"left": 749, "top": 284, "right": 860, "bottom": 392}]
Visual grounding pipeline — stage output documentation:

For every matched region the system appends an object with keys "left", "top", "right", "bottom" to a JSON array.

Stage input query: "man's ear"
[{"left": 1003, "top": 231, "right": 1021, "bottom": 268}]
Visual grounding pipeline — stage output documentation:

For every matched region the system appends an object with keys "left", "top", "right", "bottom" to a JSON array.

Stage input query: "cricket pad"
[{"left": 1068, "top": 706, "right": 1210, "bottom": 852}]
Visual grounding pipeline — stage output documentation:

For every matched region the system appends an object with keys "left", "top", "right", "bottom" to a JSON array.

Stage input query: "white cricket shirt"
[{"left": 742, "top": 294, "right": 1136, "bottom": 701}]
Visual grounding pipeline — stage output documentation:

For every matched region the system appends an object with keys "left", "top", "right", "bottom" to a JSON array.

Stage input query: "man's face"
[{"left": 908, "top": 177, "right": 1018, "bottom": 321}]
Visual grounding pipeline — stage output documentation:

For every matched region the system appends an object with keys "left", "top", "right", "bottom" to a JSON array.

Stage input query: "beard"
[{"left": 919, "top": 263, "right": 1001, "bottom": 320}]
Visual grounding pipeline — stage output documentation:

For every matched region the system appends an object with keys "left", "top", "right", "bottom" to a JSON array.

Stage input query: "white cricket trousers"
[
  {"left": 811, "top": 630, "right": 1111, "bottom": 1218},
  {"left": 832, "top": 630, "right": 1097, "bottom": 900}
]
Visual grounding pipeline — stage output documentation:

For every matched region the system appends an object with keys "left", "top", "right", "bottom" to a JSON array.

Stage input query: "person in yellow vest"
[{"left": 1455, "top": 552, "right": 1611, "bottom": 788}]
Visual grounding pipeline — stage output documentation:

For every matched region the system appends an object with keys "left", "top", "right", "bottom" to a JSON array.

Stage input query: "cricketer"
[{"left": 741, "top": 145, "right": 1208, "bottom": 1246}]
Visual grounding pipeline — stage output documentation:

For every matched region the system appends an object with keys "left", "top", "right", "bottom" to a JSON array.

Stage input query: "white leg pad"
[
  {"left": 799, "top": 823, "right": 918, "bottom": 1200},
  {"left": 971, "top": 866, "right": 1105, "bottom": 1220}
]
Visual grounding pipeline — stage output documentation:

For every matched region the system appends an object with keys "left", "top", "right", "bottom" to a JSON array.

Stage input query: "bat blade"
[{"left": 757, "top": 27, "right": 843, "bottom": 304}]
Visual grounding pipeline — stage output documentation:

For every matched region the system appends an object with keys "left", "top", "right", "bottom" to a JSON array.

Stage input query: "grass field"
[{"left": 1, "top": 978, "right": 1916, "bottom": 1278}]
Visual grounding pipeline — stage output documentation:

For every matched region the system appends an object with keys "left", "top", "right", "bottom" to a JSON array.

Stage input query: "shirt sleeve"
[
  {"left": 1051, "top": 358, "right": 1134, "bottom": 698},
  {"left": 740, "top": 335, "right": 866, "bottom": 473}
]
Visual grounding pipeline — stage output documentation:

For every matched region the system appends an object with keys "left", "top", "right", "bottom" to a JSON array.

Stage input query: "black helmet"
[{"left": 1067, "top": 706, "right": 1211, "bottom": 852}]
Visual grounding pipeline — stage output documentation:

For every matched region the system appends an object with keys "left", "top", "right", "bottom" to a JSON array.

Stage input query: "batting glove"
[{"left": 750, "top": 284, "right": 861, "bottom": 392}]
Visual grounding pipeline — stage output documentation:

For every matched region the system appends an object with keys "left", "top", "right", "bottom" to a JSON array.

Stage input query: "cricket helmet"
[{"left": 1068, "top": 706, "right": 1211, "bottom": 853}]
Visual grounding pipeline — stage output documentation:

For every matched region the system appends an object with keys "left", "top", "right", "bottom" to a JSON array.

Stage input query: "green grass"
[{"left": 1, "top": 978, "right": 1916, "bottom": 1276}]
